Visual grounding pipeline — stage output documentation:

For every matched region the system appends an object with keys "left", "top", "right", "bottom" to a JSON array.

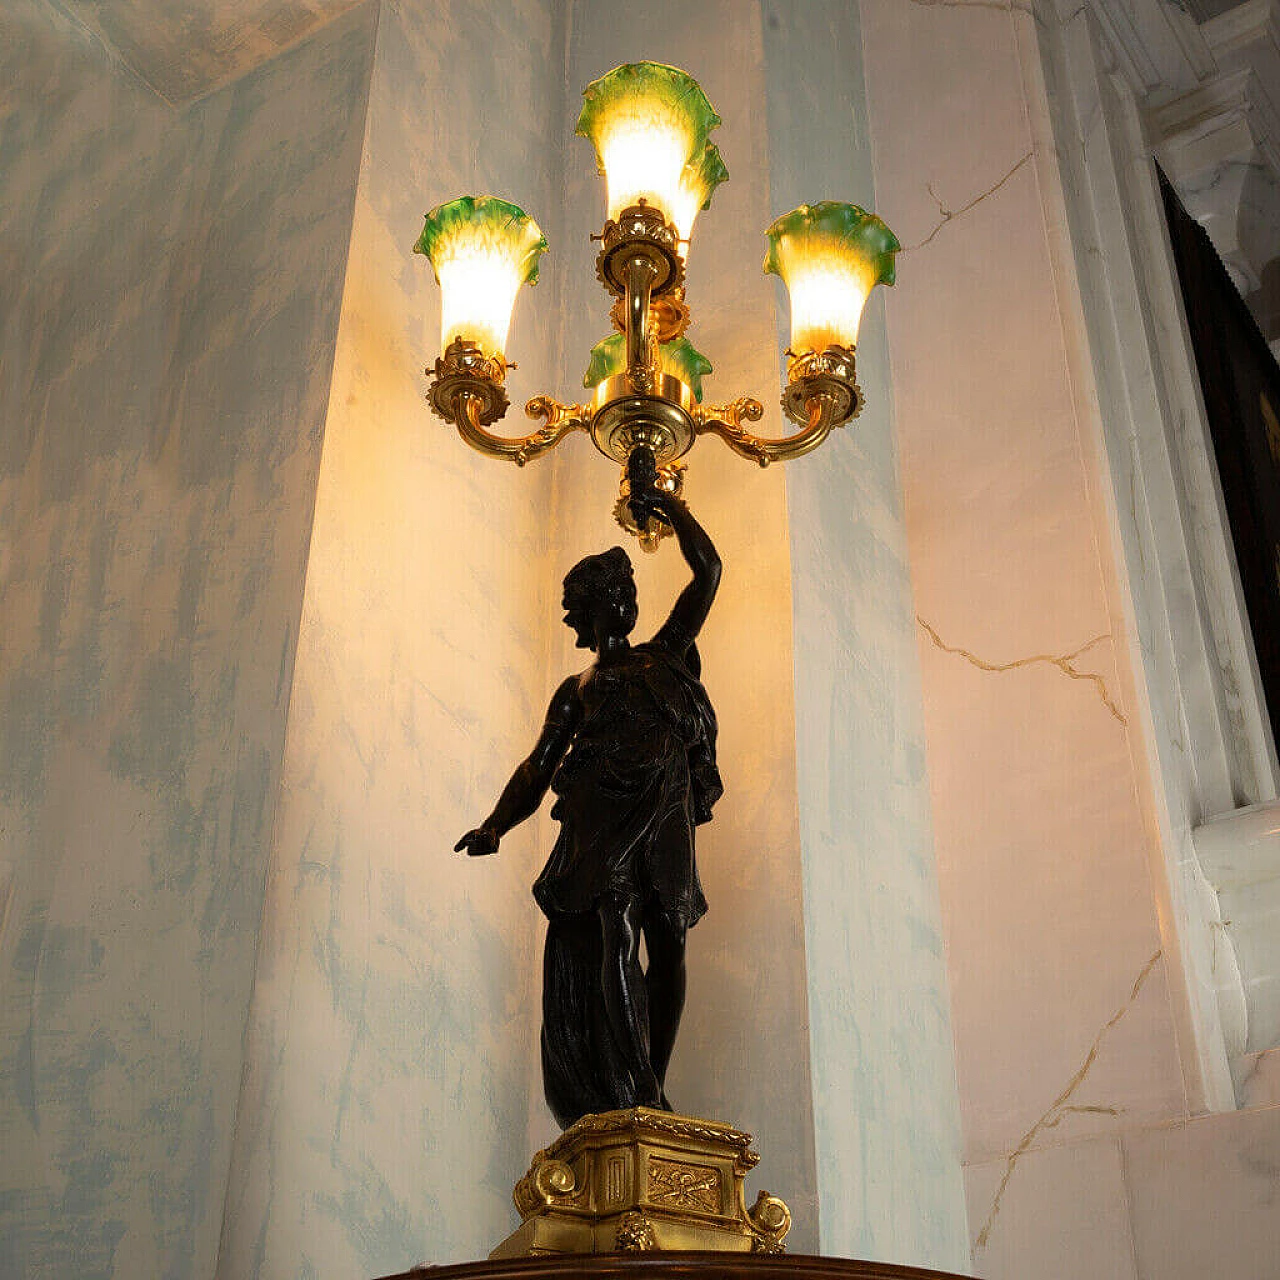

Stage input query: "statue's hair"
[{"left": 562, "top": 546, "right": 636, "bottom": 613}]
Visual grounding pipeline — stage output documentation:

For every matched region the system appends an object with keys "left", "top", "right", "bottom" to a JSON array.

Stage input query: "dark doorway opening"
[{"left": 1159, "top": 166, "right": 1280, "bottom": 747}]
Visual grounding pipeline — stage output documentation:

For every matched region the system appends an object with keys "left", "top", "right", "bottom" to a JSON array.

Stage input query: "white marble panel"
[
  {"left": 59, "top": 0, "right": 368, "bottom": 103},
  {"left": 861, "top": 0, "right": 1188, "bottom": 1168},
  {"left": 918, "top": 636, "right": 1186, "bottom": 1159},
  {"left": 1123, "top": 1107, "right": 1280, "bottom": 1280},
  {"left": 964, "top": 1139, "right": 1139, "bottom": 1280},
  {"left": 1034, "top": 1, "right": 1271, "bottom": 1118},
  {"left": 1194, "top": 800, "right": 1280, "bottom": 1052}
]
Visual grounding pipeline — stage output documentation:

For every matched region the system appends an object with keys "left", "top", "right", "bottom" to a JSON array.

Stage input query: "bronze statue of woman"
[{"left": 455, "top": 486, "right": 723, "bottom": 1128}]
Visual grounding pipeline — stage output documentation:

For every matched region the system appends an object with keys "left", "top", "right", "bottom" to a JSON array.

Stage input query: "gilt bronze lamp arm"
[{"left": 414, "top": 63, "right": 900, "bottom": 545}]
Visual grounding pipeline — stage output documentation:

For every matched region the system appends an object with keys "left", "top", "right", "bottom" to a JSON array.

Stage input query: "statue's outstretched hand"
[{"left": 454, "top": 825, "right": 499, "bottom": 857}]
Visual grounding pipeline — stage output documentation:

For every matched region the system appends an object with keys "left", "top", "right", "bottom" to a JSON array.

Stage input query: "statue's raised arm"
[{"left": 640, "top": 490, "right": 722, "bottom": 657}]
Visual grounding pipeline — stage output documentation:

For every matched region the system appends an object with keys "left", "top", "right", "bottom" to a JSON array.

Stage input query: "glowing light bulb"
[
  {"left": 414, "top": 195, "right": 547, "bottom": 359},
  {"left": 764, "top": 202, "right": 899, "bottom": 353}
]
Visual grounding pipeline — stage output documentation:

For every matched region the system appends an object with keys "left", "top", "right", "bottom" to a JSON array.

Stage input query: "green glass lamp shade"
[
  {"left": 763, "top": 201, "right": 899, "bottom": 354},
  {"left": 584, "top": 333, "right": 713, "bottom": 403},
  {"left": 415, "top": 195, "right": 548, "bottom": 358},
  {"left": 576, "top": 62, "right": 726, "bottom": 240},
  {"left": 672, "top": 142, "right": 729, "bottom": 253}
]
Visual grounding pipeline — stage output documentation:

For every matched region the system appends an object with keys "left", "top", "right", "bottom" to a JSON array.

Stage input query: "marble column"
[
  {"left": 215, "top": 4, "right": 566, "bottom": 1275},
  {"left": 763, "top": 2, "right": 971, "bottom": 1271},
  {"left": 0, "top": 6, "right": 373, "bottom": 1278}
]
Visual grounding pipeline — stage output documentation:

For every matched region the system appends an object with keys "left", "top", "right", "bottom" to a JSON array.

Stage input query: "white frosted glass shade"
[{"left": 669, "top": 143, "right": 729, "bottom": 258}]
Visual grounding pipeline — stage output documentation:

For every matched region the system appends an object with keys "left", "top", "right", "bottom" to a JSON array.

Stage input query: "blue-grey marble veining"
[
  {"left": 214, "top": 3, "right": 565, "bottom": 1276},
  {"left": 57, "top": 0, "right": 369, "bottom": 105},
  {"left": 0, "top": 3, "right": 374, "bottom": 1276}
]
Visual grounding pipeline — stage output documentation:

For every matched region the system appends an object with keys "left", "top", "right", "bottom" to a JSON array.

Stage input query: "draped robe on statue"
[{"left": 533, "top": 631, "right": 722, "bottom": 1127}]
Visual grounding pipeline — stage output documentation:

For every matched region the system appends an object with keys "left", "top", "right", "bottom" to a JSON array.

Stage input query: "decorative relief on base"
[
  {"left": 647, "top": 1157, "right": 721, "bottom": 1213},
  {"left": 605, "top": 1155, "right": 628, "bottom": 1207},
  {"left": 614, "top": 1211, "right": 657, "bottom": 1252},
  {"left": 489, "top": 1107, "right": 790, "bottom": 1259}
]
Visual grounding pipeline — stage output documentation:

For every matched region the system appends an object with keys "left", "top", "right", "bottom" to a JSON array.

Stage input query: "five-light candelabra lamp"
[{"left": 415, "top": 61, "right": 899, "bottom": 549}]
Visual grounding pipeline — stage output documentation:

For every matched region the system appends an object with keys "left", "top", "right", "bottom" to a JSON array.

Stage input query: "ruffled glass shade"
[
  {"left": 415, "top": 195, "right": 547, "bottom": 359},
  {"left": 763, "top": 201, "right": 899, "bottom": 353},
  {"left": 576, "top": 62, "right": 726, "bottom": 247}
]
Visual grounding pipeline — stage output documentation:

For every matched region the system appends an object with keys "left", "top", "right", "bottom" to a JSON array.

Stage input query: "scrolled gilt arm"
[
  {"left": 520, "top": 396, "right": 592, "bottom": 465},
  {"left": 696, "top": 391, "right": 854, "bottom": 468},
  {"left": 693, "top": 397, "right": 770, "bottom": 465},
  {"left": 426, "top": 338, "right": 590, "bottom": 467},
  {"left": 445, "top": 393, "right": 589, "bottom": 468}
]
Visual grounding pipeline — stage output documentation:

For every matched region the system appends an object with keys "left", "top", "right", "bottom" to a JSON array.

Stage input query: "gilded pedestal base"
[{"left": 490, "top": 1108, "right": 791, "bottom": 1259}]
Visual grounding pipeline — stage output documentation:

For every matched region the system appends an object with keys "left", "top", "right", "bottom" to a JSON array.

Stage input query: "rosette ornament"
[
  {"left": 763, "top": 201, "right": 899, "bottom": 356},
  {"left": 415, "top": 195, "right": 547, "bottom": 360},
  {"left": 576, "top": 62, "right": 727, "bottom": 249}
]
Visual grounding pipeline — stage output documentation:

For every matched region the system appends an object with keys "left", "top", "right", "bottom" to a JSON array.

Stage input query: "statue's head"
[{"left": 562, "top": 546, "right": 638, "bottom": 649}]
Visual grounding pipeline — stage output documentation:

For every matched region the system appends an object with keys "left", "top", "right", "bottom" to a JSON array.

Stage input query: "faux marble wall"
[
  {"left": 0, "top": 3, "right": 374, "bottom": 1277},
  {"left": 215, "top": 3, "right": 567, "bottom": 1275},
  {"left": 964, "top": 1106, "right": 1280, "bottom": 1280},
  {"left": 5, "top": 2, "right": 972, "bottom": 1275},
  {"left": 763, "top": 3, "right": 970, "bottom": 1270},
  {"left": 859, "top": 1, "right": 1280, "bottom": 1276},
  {"left": 862, "top": 0, "right": 1186, "bottom": 1177}
]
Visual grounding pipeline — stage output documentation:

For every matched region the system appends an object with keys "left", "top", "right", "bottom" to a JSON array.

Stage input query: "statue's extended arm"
[
  {"left": 454, "top": 676, "right": 582, "bottom": 857},
  {"left": 649, "top": 493, "right": 722, "bottom": 646}
]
